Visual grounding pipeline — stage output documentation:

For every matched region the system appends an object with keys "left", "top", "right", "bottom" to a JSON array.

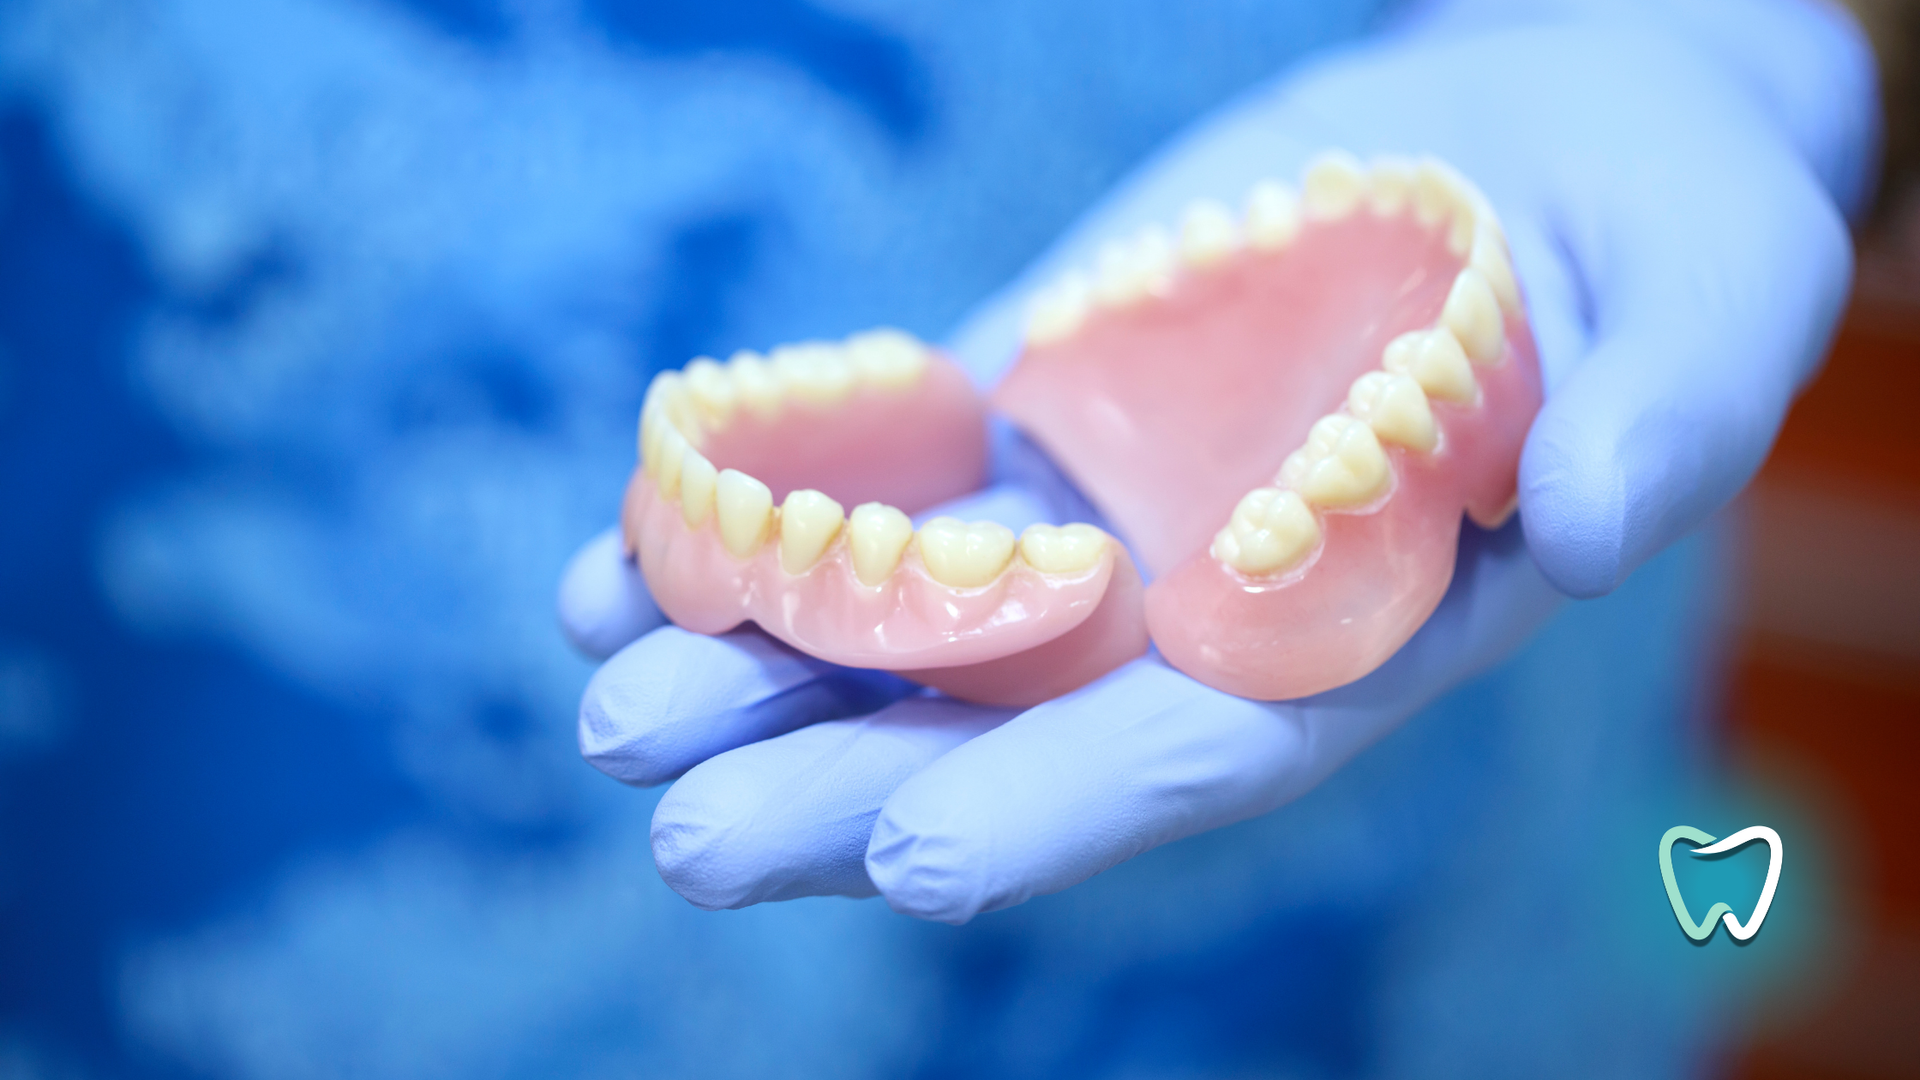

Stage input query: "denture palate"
[
  {"left": 622, "top": 328, "right": 1150, "bottom": 707},
  {"left": 997, "top": 150, "right": 1543, "bottom": 701}
]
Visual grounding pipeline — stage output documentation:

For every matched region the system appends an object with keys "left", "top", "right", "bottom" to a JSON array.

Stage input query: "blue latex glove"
[{"left": 561, "top": 0, "right": 1876, "bottom": 922}]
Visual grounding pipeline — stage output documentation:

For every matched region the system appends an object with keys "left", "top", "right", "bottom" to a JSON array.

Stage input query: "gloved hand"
[{"left": 560, "top": 0, "right": 1876, "bottom": 922}]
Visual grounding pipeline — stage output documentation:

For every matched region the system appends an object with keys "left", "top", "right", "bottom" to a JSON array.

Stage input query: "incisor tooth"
[
  {"left": 1302, "top": 150, "right": 1367, "bottom": 220},
  {"left": 679, "top": 451, "right": 717, "bottom": 527},
  {"left": 1179, "top": 199, "right": 1239, "bottom": 266},
  {"left": 848, "top": 502, "right": 914, "bottom": 586},
  {"left": 728, "top": 350, "right": 785, "bottom": 418},
  {"left": 655, "top": 425, "right": 690, "bottom": 499},
  {"left": 1018, "top": 523, "right": 1107, "bottom": 575},
  {"left": 771, "top": 342, "right": 855, "bottom": 405},
  {"left": 917, "top": 517, "right": 1016, "bottom": 588},
  {"left": 778, "top": 489, "right": 844, "bottom": 574},
  {"left": 1470, "top": 224, "right": 1521, "bottom": 314},
  {"left": 1383, "top": 328, "right": 1476, "bottom": 403},
  {"left": 1368, "top": 156, "right": 1415, "bottom": 215},
  {"left": 1279, "top": 414, "right": 1391, "bottom": 508},
  {"left": 715, "top": 469, "right": 774, "bottom": 558},
  {"left": 845, "top": 328, "right": 929, "bottom": 389},
  {"left": 683, "top": 357, "right": 735, "bottom": 426},
  {"left": 1025, "top": 270, "right": 1092, "bottom": 345},
  {"left": 1212, "top": 487, "right": 1319, "bottom": 576},
  {"left": 1348, "top": 371, "right": 1438, "bottom": 453},
  {"left": 1243, "top": 180, "right": 1300, "bottom": 249},
  {"left": 1441, "top": 268, "right": 1505, "bottom": 364}
]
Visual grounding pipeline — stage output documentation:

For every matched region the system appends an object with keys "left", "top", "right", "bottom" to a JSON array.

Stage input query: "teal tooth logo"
[{"left": 1659, "top": 825, "right": 1783, "bottom": 942}]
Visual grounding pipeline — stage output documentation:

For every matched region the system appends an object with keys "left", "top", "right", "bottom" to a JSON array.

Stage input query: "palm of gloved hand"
[{"left": 561, "top": 7, "right": 1868, "bottom": 921}]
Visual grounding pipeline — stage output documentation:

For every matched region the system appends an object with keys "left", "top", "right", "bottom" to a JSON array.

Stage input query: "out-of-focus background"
[{"left": 0, "top": 2, "right": 1911, "bottom": 1078}]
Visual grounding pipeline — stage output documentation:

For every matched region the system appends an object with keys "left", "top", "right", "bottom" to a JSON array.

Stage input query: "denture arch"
[{"left": 621, "top": 150, "right": 1541, "bottom": 704}]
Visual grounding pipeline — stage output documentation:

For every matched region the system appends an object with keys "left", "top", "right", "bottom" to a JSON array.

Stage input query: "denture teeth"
[
  {"left": 1412, "top": 158, "right": 1456, "bottom": 229},
  {"left": 771, "top": 341, "right": 855, "bottom": 406},
  {"left": 778, "top": 489, "right": 845, "bottom": 574},
  {"left": 1094, "top": 226, "right": 1176, "bottom": 307},
  {"left": 1279, "top": 414, "right": 1392, "bottom": 508},
  {"left": 715, "top": 469, "right": 774, "bottom": 558},
  {"left": 728, "top": 350, "right": 785, "bottom": 418},
  {"left": 916, "top": 516, "right": 1016, "bottom": 588},
  {"left": 1441, "top": 268, "right": 1505, "bottom": 364},
  {"left": 639, "top": 401, "right": 663, "bottom": 476},
  {"left": 1179, "top": 199, "right": 1240, "bottom": 267},
  {"left": 1212, "top": 487, "right": 1320, "bottom": 576},
  {"left": 1242, "top": 180, "right": 1300, "bottom": 250},
  {"left": 1025, "top": 270, "right": 1093, "bottom": 345},
  {"left": 1367, "top": 156, "right": 1415, "bottom": 215},
  {"left": 1302, "top": 150, "right": 1368, "bottom": 220},
  {"left": 679, "top": 450, "right": 718, "bottom": 528},
  {"left": 1469, "top": 223, "right": 1521, "bottom": 315},
  {"left": 1348, "top": 371, "right": 1437, "bottom": 453},
  {"left": 1383, "top": 327, "right": 1477, "bottom": 404},
  {"left": 1018, "top": 522, "right": 1107, "bottom": 575},
  {"left": 845, "top": 328, "right": 929, "bottom": 389},
  {"left": 683, "top": 357, "right": 736, "bottom": 427},
  {"left": 655, "top": 424, "right": 690, "bottom": 499},
  {"left": 848, "top": 502, "right": 915, "bottom": 586}
]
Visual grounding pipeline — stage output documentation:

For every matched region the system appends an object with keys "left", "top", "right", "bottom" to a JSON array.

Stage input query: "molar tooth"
[
  {"left": 655, "top": 425, "right": 690, "bottom": 499},
  {"left": 1469, "top": 224, "right": 1521, "bottom": 314},
  {"left": 1242, "top": 180, "right": 1300, "bottom": 249},
  {"left": 1018, "top": 522, "right": 1107, "bottom": 575},
  {"left": 728, "top": 350, "right": 785, "bottom": 418},
  {"left": 848, "top": 502, "right": 915, "bottom": 585},
  {"left": 1302, "top": 150, "right": 1367, "bottom": 220},
  {"left": 1280, "top": 415, "right": 1391, "bottom": 508},
  {"left": 1441, "top": 268, "right": 1505, "bottom": 364},
  {"left": 1178, "top": 199, "right": 1240, "bottom": 267},
  {"left": 715, "top": 469, "right": 774, "bottom": 558},
  {"left": 778, "top": 489, "right": 844, "bottom": 574},
  {"left": 1348, "top": 371, "right": 1437, "bottom": 453},
  {"left": 639, "top": 402, "right": 663, "bottom": 475},
  {"left": 683, "top": 357, "right": 736, "bottom": 426},
  {"left": 1367, "top": 156, "right": 1415, "bottom": 215},
  {"left": 1412, "top": 158, "right": 1456, "bottom": 228},
  {"left": 771, "top": 341, "right": 855, "bottom": 405},
  {"left": 1212, "top": 487, "right": 1319, "bottom": 576},
  {"left": 1094, "top": 226, "right": 1176, "bottom": 307},
  {"left": 1383, "top": 328, "right": 1477, "bottom": 404},
  {"left": 1025, "top": 270, "right": 1093, "bottom": 344},
  {"left": 916, "top": 516, "right": 1016, "bottom": 588},
  {"left": 845, "top": 328, "right": 929, "bottom": 389},
  {"left": 679, "top": 450, "right": 717, "bottom": 528}
]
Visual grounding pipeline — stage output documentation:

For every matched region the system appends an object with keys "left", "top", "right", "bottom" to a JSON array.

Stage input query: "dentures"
[
  {"left": 620, "top": 151, "right": 1540, "bottom": 703},
  {"left": 623, "top": 329, "right": 1150, "bottom": 707}
]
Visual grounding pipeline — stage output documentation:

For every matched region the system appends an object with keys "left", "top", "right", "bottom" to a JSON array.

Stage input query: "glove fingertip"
[{"left": 558, "top": 527, "right": 663, "bottom": 659}]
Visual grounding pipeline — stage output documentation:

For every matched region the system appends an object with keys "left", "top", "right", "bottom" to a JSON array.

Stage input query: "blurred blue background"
[{"left": 0, "top": 1, "right": 1838, "bottom": 1077}]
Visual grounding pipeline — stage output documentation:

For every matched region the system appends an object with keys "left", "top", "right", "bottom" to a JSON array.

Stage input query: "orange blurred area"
[{"left": 1727, "top": 229, "right": 1920, "bottom": 1078}]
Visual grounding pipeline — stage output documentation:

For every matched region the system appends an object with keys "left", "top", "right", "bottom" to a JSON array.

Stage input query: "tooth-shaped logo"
[{"left": 1659, "top": 825, "right": 1783, "bottom": 942}]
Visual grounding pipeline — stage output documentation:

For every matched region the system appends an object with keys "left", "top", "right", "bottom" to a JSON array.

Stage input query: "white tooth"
[
  {"left": 844, "top": 328, "right": 929, "bottom": 389},
  {"left": 847, "top": 502, "right": 914, "bottom": 585},
  {"left": 778, "top": 489, "right": 844, "bottom": 574},
  {"left": 1025, "top": 270, "right": 1092, "bottom": 345},
  {"left": 647, "top": 372, "right": 699, "bottom": 440},
  {"left": 1348, "top": 371, "right": 1437, "bottom": 453},
  {"left": 1367, "top": 156, "right": 1415, "bottom": 215},
  {"left": 1412, "top": 158, "right": 1455, "bottom": 228},
  {"left": 683, "top": 357, "right": 736, "bottom": 426},
  {"left": 916, "top": 516, "right": 1016, "bottom": 588},
  {"left": 679, "top": 450, "right": 717, "bottom": 528},
  {"left": 728, "top": 350, "right": 785, "bottom": 418},
  {"left": 1242, "top": 180, "right": 1300, "bottom": 250},
  {"left": 1302, "top": 150, "right": 1367, "bottom": 220},
  {"left": 655, "top": 425, "right": 690, "bottom": 499},
  {"left": 771, "top": 342, "right": 855, "bottom": 405},
  {"left": 1179, "top": 199, "right": 1239, "bottom": 267},
  {"left": 1094, "top": 226, "right": 1175, "bottom": 307},
  {"left": 715, "top": 469, "right": 774, "bottom": 558},
  {"left": 1018, "top": 522, "right": 1107, "bottom": 575},
  {"left": 1469, "top": 224, "right": 1521, "bottom": 314},
  {"left": 639, "top": 402, "right": 663, "bottom": 476},
  {"left": 1211, "top": 487, "right": 1319, "bottom": 575},
  {"left": 1441, "top": 268, "right": 1505, "bottom": 364},
  {"left": 1383, "top": 328, "right": 1477, "bottom": 403},
  {"left": 1280, "top": 414, "right": 1391, "bottom": 508}
]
